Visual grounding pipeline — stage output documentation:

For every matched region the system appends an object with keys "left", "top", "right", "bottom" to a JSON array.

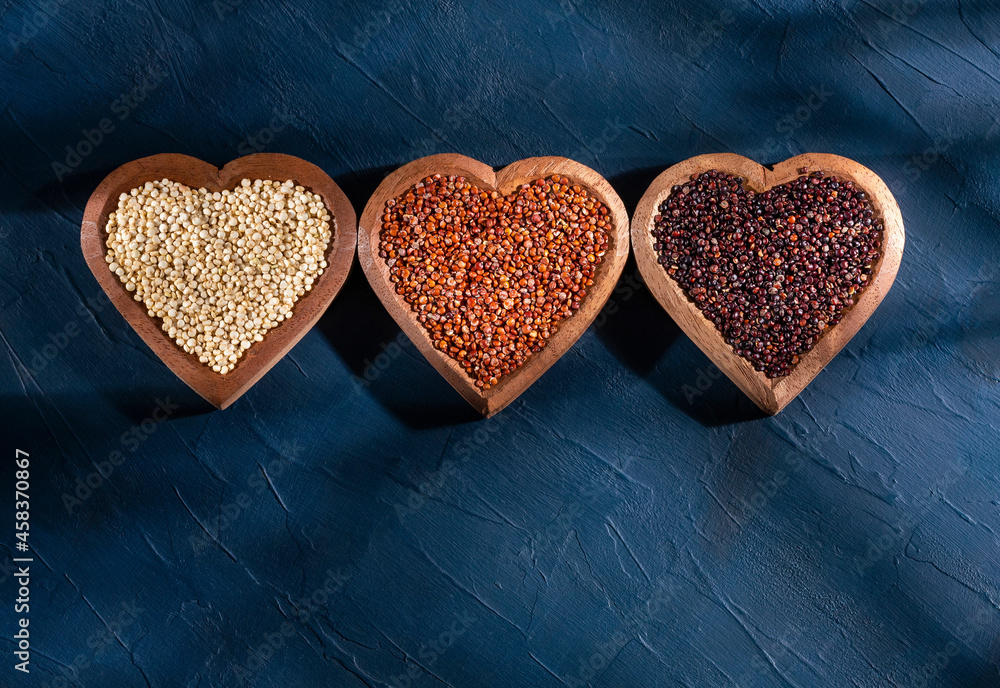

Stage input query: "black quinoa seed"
[{"left": 652, "top": 169, "right": 882, "bottom": 378}]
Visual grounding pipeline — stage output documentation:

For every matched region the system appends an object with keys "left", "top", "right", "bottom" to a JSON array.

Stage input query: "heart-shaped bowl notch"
[
  {"left": 358, "top": 154, "right": 630, "bottom": 417},
  {"left": 633, "top": 153, "right": 904, "bottom": 415},
  {"left": 81, "top": 153, "right": 357, "bottom": 409}
]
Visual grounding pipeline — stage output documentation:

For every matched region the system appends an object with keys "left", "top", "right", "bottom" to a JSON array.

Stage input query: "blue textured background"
[{"left": 2, "top": 1, "right": 999, "bottom": 686}]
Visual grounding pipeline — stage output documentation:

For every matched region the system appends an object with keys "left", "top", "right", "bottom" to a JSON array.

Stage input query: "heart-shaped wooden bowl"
[
  {"left": 81, "top": 153, "right": 357, "bottom": 409},
  {"left": 358, "top": 154, "right": 630, "bottom": 417},
  {"left": 632, "top": 153, "right": 904, "bottom": 415}
]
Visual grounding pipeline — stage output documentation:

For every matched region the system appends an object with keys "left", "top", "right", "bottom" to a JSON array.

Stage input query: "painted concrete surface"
[{"left": 1, "top": 0, "right": 998, "bottom": 686}]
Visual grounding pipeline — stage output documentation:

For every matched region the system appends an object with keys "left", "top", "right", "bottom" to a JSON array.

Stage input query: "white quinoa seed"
[{"left": 104, "top": 178, "right": 333, "bottom": 375}]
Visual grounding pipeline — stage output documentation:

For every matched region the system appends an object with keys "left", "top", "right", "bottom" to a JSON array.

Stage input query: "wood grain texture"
[
  {"left": 632, "top": 153, "right": 905, "bottom": 415},
  {"left": 80, "top": 153, "right": 357, "bottom": 409},
  {"left": 358, "top": 154, "right": 630, "bottom": 417},
  {"left": 11, "top": 4, "right": 1000, "bottom": 687}
]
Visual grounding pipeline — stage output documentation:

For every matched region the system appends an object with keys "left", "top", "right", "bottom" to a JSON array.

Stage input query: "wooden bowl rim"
[
  {"left": 357, "top": 153, "right": 630, "bottom": 416},
  {"left": 631, "top": 152, "right": 905, "bottom": 415},
  {"left": 80, "top": 152, "right": 357, "bottom": 409}
]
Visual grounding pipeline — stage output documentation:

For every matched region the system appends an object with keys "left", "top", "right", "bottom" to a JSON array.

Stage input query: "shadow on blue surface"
[{"left": 3, "top": 0, "right": 1000, "bottom": 685}]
